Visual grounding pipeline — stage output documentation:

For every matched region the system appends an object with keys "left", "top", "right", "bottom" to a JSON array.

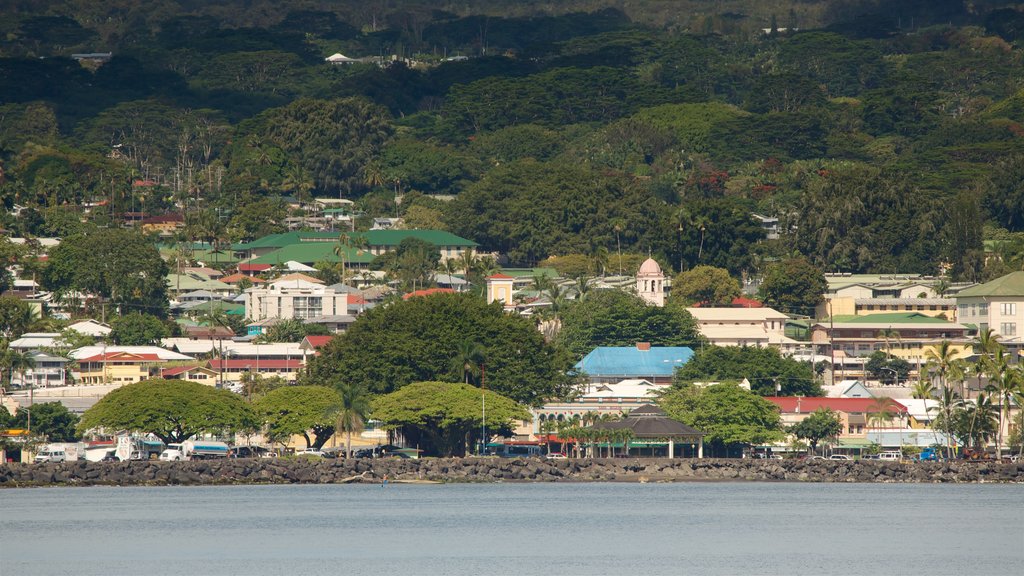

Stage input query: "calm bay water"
[{"left": 1, "top": 482, "right": 1021, "bottom": 576}]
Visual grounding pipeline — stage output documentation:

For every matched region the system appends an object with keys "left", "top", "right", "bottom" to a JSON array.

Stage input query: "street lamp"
[{"left": 879, "top": 367, "right": 899, "bottom": 387}]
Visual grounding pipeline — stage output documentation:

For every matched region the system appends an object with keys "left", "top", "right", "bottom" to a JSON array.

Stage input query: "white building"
[
  {"left": 66, "top": 320, "right": 112, "bottom": 339},
  {"left": 246, "top": 279, "right": 356, "bottom": 323},
  {"left": 686, "top": 306, "right": 798, "bottom": 351}
]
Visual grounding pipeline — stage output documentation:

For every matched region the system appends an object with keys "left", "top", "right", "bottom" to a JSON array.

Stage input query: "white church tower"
[{"left": 636, "top": 258, "right": 665, "bottom": 307}]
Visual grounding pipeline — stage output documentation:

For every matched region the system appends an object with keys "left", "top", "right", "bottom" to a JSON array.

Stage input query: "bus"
[{"left": 492, "top": 442, "right": 545, "bottom": 458}]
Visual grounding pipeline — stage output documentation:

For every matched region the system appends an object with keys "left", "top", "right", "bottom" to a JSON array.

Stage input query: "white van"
[
  {"left": 34, "top": 449, "right": 67, "bottom": 463},
  {"left": 878, "top": 451, "right": 902, "bottom": 461}
]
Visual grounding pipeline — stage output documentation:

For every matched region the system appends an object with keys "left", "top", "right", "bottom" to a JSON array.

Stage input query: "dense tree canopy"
[
  {"left": 2, "top": 1, "right": 1023, "bottom": 297},
  {"left": 372, "top": 381, "right": 530, "bottom": 456},
  {"left": 790, "top": 407, "right": 843, "bottom": 452},
  {"left": 674, "top": 346, "right": 822, "bottom": 397},
  {"left": 668, "top": 265, "right": 741, "bottom": 306},
  {"left": 659, "top": 383, "right": 784, "bottom": 457},
  {"left": 758, "top": 257, "right": 827, "bottom": 315},
  {"left": 110, "top": 312, "right": 170, "bottom": 345},
  {"left": 253, "top": 385, "right": 341, "bottom": 449},
  {"left": 78, "top": 379, "right": 258, "bottom": 445},
  {"left": 304, "top": 293, "right": 577, "bottom": 405},
  {"left": 43, "top": 228, "right": 169, "bottom": 317},
  {"left": 1, "top": 401, "right": 80, "bottom": 442},
  {"left": 557, "top": 290, "right": 702, "bottom": 358}
]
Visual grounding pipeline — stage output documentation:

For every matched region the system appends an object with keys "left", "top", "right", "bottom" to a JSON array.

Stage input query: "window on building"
[
  {"left": 1000, "top": 303, "right": 1017, "bottom": 316},
  {"left": 1000, "top": 323, "right": 1017, "bottom": 336},
  {"left": 979, "top": 303, "right": 988, "bottom": 315},
  {"left": 293, "top": 296, "right": 323, "bottom": 319},
  {"left": 958, "top": 305, "right": 967, "bottom": 317}
]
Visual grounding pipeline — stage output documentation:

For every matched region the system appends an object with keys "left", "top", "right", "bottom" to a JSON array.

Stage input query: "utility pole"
[{"left": 480, "top": 363, "right": 486, "bottom": 456}]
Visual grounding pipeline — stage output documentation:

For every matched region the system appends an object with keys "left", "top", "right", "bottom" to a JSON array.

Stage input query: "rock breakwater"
[{"left": 2, "top": 457, "right": 1022, "bottom": 487}]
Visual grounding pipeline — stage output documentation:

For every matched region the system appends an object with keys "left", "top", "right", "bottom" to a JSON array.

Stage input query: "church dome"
[{"left": 637, "top": 258, "right": 662, "bottom": 277}]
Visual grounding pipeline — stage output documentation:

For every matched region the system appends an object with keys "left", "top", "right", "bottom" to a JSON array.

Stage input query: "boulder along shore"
[{"left": 3, "top": 457, "right": 1024, "bottom": 487}]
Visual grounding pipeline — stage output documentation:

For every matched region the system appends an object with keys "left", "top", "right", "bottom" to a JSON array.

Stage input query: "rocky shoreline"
[{"left": 3, "top": 457, "right": 1023, "bottom": 487}]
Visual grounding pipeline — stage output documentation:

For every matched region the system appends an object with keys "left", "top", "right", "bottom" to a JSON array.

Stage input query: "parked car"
[
  {"left": 230, "top": 445, "right": 275, "bottom": 459},
  {"left": 296, "top": 449, "right": 324, "bottom": 457},
  {"left": 34, "top": 449, "right": 67, "bottom": 463},
  {"left": 546, "top": 452, "right": 567, "bottom": 460},
  {"left": 829, "top": 454, "right": 852, "bottom": 460},
  {"left": 877, "top": 451, "right": 902, "bottom": 461}
]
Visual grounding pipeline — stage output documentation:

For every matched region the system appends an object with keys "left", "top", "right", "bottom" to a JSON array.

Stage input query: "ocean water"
[{"left": 1, "top": 482, "right": 1021, "bottom": 576}]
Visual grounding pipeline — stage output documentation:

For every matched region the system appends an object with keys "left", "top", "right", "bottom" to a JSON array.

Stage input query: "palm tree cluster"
[
  {"left": 549, "top": 412, "right": 635, "bottom": 458},
  {"left": 921, "top": 330, "right": 1024, "bottom": 459}
]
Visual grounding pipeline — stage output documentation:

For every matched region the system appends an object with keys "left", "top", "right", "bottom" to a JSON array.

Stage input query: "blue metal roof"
[{"left": 575, "top": 346, "right": 694, "bottom": 378}]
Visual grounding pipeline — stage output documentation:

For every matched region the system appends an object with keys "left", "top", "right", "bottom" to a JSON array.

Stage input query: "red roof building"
[
  {"left": 206, "top": 359, "right": 304, "bottom": 371},
  {"left": 238, "top": 263, "right": 273, "bottom": 275},
  {"left": 299, "top": 336, "right": 334, "bottom": 354},
  {"left": 403, "top": 288, "right": 455, "bottom": 300},
  {"left": 766, "top": 396, "right": 908, "bottom": 439},
  {"left": 220, "top": 273, "right": 267, "bottom": 284}
]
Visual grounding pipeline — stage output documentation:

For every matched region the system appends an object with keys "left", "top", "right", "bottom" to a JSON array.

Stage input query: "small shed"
[{"left": 591, "top": 404, "right": 704, "bottom": 458}]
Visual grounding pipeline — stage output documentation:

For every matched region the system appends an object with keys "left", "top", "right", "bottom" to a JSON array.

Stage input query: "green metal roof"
[
  {"left": 238, "top": 231, "right": 339, "bottom": 250},
  {"left": 248, "top": 243, "right": 375, "bottom": 266},
  {"left": 955, "top": 271, "right": 1024, "bottom": 298},
  {"left": 500, "top": 267, "right": 559, "bottom": 278},
  {"left": 238, "top": 229, "right": 477, "bottom": 251},
  {"left": 835, "top": 312, "right": 949, "bottom": 324},
  {"left": 361, "top": 229, "right": 477, "bottom": 247}
]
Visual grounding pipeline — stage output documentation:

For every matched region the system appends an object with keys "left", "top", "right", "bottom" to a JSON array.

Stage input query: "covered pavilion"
[{"left": 590, "top": 404, "right": 705, "bottom": 458}]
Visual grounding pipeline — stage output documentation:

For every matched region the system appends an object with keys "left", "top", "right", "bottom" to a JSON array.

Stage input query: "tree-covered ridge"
[{"left": 2, "top": 2, "right": 1024, "bottom": 281}]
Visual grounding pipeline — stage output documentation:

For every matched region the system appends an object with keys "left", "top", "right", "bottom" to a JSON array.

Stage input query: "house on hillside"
[
  {"left": 10, "top": 351, "right": 69, "bottom": 388},
  {"left": 74, "top": 352, "right": 167, "bottom": 386},
  {"left": 245, "top": 279, "right": 367, "bottom": 329},
  {"left": 66, "top": 319, "right": 112, "bottom": 339},
  {"left": 206, "top": 358, "right": 304, "bottom": 385},
  {"left": 139, "top": 213, "right": 184, "bottom": 236},
  {"left": 161, "top": 365, "right": 220, "bottom": 386}
]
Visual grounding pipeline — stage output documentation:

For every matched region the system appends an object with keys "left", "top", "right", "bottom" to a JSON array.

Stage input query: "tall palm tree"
[
  {"left": 877, "top": 327, "right": 901, "bottom": 358},
  {"left": 9, "top": 350, "right": 36, "bottom": 430},
  {"left": 590, "top": 246, "right": 610, "bottom": 278},
  {"left": 986, "top": 361, "right": 1021, "bottom": 459},
  {"left": 611, "top": 219, "right": 626, "bottom": 275},
  {"left": 574, "top": 275, "right": 591, "bottom": 301},
  {"left": 963, "top": 392, "right": 999, "bottom": 453},
  {"left": 334, "top": 381, "right": 371, "bottom": 459},
  {"left": 451, "top": 340, "right": 485, "bottom": 385},
  {"left": 911, "top": 378, "right": 935, "bottom": 400},
  {"left": 925, "top": 340, "right": 960, "bottom": 397},
  {"left": 334, "top": 232, "right": 368, "bottom": 286},
  {"left": 867, "top": 397, "right": 901, "bottom": 442},
  {"left": 931, "top": 386, "right": 964, "bottom": 458},
  {"left": 972, "top": 328, "right": 1003, "bottom": 390}
]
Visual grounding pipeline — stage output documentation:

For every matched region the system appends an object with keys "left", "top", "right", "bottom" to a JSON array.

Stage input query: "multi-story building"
[
  {"left": 810, "top": 312, "right": 971, "bottom": 379},
  {"left": 74, "top": 351, "right": 166, "bottom": 386},
  {"left": 10, "top": 351, "right": 69, "bottom": 388},
  {"left": 955, "top": 271, "right": 1024, "bottom": 355},
  {"left": 817, "top": 273, "right": 970, "bottom": 319},
  {"left": 686, "top": 306, "right": 798, "bottom": 352},
  {"left": 245, "top": 279, "right": 359, "bottom": 326}
]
